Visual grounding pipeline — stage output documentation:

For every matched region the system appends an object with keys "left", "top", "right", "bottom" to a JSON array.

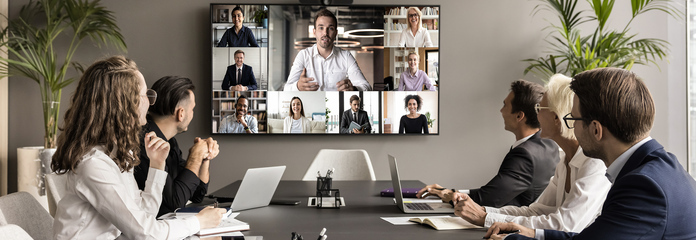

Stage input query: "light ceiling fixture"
[
  {"left": 294, "top": 37, "right": 361, "bottom": 50},
  {"left": 343, "top": 22, "right": 384, "bottom": 38}
]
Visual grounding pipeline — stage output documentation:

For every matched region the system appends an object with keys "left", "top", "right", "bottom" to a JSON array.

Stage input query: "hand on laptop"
[
  {"left": 452, "top": 192, "right": 486, "bottom": 226},
  {"left": 196, "top": 206, "right": 227, "bottom": 229},
  {"left": 416, "top": 184, "right": 453, "bottom": 201}
]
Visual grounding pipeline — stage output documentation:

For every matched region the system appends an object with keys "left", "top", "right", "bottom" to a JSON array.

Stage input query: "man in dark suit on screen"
[
  {"left": 340, "top": 95, "right": 371, "bottom": 134},
  {"left": 221, "top": 49, "right": 258, "bottom": 91},
  {"left": 484, "top": 68, "right": 696, "bottom": 240},
  {"left": 417, "top": 80, "right": 559, "bottom": 208}
]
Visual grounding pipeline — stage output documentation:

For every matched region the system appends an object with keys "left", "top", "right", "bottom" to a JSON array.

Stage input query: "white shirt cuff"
[
  {"left": 184, "top": 216, "right": 201, "bottom": 236},
  {"left": 147, "top": 167, "right": 168, "bottom": 183},
  {"left": 458, "top": 189, "right": 470, "bottom": 194},
  {"left": 535, "top": 228, "right": 545, "bottom": 240},
  {"left": 483, "top": 212, "right": 505, "bottom": 228}
]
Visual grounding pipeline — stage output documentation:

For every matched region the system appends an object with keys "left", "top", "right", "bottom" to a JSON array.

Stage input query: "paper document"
[{"left": 381, "top": 215, "right": 451, "bottom": 225}]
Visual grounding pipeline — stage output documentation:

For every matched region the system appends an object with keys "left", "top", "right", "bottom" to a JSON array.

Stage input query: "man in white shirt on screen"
[{"left": 284, "top": 8, "right": 372, "bottom": 91}]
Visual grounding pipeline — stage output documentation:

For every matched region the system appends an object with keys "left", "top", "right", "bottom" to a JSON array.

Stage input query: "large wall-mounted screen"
[{"left": 211, "top": 4, "right": 440, "bottom": 135}]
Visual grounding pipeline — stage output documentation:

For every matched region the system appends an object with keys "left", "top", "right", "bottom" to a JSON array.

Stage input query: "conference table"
[{"left": 205, "top": 180, "right": 488, "bottom": 240}]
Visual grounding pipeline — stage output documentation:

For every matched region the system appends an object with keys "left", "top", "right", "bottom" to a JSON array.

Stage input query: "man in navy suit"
[
  {"left": 340, "top": 95, "right": 372, "bottom": 134},
  {"left": 221, "top": 49, "right": 257, "bottom": 91},
  {"left": 417, "top": 80, "right": 559, "bottom": 208},
  {"left": 485, "top": 68, "right": 696, "bottom": 240}
]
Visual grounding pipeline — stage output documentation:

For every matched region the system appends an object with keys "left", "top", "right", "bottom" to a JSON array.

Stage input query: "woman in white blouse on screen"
[
  {"left": 398, "top": 7, "right": 434, "bottom": 47},
  {"left": 284, "top": 96, "right": 312, "bottom": 133},
  {"left": 450, "top": 74, "right": 611, "bottom": 232},
  {"left": 52, "top": 56, "right": 225, "bottom": 240}
]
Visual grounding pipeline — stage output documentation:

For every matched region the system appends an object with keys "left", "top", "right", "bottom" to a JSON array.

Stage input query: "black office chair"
[{"left": 384, "top": 76, "right": 394, "bottom": 91}]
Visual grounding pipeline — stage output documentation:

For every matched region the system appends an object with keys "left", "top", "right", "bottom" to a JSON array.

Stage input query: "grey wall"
[{"left": 7, "top": 0, "right": 687, "bottom": 193}]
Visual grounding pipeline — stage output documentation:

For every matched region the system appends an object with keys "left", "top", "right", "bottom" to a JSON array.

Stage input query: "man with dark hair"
[
  {"left": 284, "top": 8, "right": 371, "bottom": 91},
  {"left": 218, "top": 95, "right": 258, "bottom": 133},
  {"left": 340, "top": 95, "right": 371, "bottom": 134},
  {"left": 418, "top": 80, "right": 559, "bottom": 207},
  {"left": 216, "top": 6, "right": 259, "bottom": 47},
  {"left": 222, "top": 50, "right": 258, "bottom": 91},
  {"left": 134, "top": 76, "right": 220, "bottom": 217},
  {"left": 486, "top": 68, "right": 696, "bottom": 240}
]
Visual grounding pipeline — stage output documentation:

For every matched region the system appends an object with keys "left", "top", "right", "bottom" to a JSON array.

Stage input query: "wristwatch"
[{"left": 244, "top": 126, "right": 250, "bottom": 131}]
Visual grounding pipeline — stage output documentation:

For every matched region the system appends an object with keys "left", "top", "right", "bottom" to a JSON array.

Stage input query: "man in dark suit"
[
  {"left": 485, "top": 68, "right": 696, "bottom": 240},
  {"left": 134, "top": 76, "right": 220, "bottom": 217},
  {"left": 221, "top": 49, "right": 257, "bottom": 91},
  {"left": 340, "top": 95, "right": 371, "bottom": 134},
  {"left": 417, "top": 80, "right": 559, "bottom": 207}
]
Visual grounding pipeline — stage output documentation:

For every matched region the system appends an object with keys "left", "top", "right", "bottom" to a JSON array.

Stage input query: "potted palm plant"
[
  {"left": 2, "top": 0, "right": 126, "bottom": 203},
  {"left": 524, "top": 0, "right": 681, "bottom": 81}
]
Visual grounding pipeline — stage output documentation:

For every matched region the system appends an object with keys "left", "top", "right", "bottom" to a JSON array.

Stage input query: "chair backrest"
[
  {"left": 0, "top": 192, "right": 53, "bottom": 240},
  {"left": 0, "top": 224, "right": 33, "bottom": 240},
  {"left": 45, "top": 173, "right": 68, "bottom": 217},
  {"left": 302, "top": 149, "right": 376, "bottom": 181}
]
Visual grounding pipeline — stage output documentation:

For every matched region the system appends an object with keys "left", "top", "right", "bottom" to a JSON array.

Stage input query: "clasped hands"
[{"left": 297, "top": 68, "right": 355, "bottom": 91}]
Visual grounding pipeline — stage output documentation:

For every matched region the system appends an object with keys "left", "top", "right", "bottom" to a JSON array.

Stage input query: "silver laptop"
[
  {"left": 230, "top": 165, "right": 286, "bottom": 212},
  {"left": 388, "top": 155, "right": 453, "bottom": 213}
]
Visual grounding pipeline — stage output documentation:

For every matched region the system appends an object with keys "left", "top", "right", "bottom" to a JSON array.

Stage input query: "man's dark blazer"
[
  {"left": 468, "top": 131, "right": 559, "bottom": 207},
  {"left": 221, "top": 64, "right": 257, "bottom": 90},
  {"left": 508, "top": 139, "right": 696, "bottom": 240},
  {"left": 340, "top": 109, "right": 371, "bottom": 134}
]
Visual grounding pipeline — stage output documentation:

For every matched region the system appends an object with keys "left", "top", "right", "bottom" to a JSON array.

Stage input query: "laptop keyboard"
[{"left": 405, "top": 202, "right": 434, "bottom": 210}]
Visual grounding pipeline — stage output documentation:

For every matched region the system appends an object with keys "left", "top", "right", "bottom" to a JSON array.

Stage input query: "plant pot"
[{"left": 17, "top": 146, "right": 52, "bottom": 211}]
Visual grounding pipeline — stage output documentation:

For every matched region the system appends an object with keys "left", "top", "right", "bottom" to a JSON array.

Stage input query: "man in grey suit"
[
  {"left": 340, "top": 95, "right": 371, "bottom": 134},
  {"left": 418, "top": 80, "right": 559, "bottom": 207}
]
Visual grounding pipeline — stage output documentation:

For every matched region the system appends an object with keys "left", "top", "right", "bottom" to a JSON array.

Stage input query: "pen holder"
[
  {"left": 315, "top": 177, "right": 340, "bottom": 209},
  {"left": 316, "top": 189, "right": 341, "bottom": 209},
  {"left": 316, "top": 177, "right": 332, "bottom": 196}
]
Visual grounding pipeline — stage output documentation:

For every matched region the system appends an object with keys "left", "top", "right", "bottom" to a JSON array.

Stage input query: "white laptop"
[
  {"left": 230, "top": 165, "right": 286, "bottom": 212},
  {"left": 388, "top": 155, "right": 453, "bottom": 213}
]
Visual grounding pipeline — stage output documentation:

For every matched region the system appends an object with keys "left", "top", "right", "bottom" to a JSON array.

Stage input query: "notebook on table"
[{"left": 388, "top": 155, "right": 453, "bottom": 213}]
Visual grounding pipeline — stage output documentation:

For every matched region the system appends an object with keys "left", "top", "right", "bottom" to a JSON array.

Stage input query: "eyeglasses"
[
  {"left": 534, "top": 103, "right": 550, "bottom": 114},
  {"left": 562, "top": 113, "right": 589, "bottom": 129},
  {"left": 141, "top": 89, "right": 157, "bottom": 106},
  {"left": 408, "top": 13, "right": 419, "bottom": 18}
]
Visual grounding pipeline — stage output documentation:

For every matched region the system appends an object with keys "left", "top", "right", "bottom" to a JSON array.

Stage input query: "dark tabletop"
[{"left": 206, "top": 180, "right": 487, "bottom": 240}]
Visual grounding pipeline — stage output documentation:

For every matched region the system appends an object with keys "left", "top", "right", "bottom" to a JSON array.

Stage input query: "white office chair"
[
  {"left": 45, "top": 173, "right": 68, "bottom": 217},
  {"left": 0, "top": 224, "right": 33, "bottom": 240},
  {"left": 302, "top": 149, "right": 376, "bottom": 181},
  {"left": 0, "top": 192, "right": 53, "bottom": 240}
]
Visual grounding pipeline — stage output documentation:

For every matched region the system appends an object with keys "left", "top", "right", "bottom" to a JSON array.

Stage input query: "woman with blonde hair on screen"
[
  {"left": 284, "top": 96, "right": 312, "bottom": 133},
  {"left": 398, "top": 7, "right": 433, "bottom": 47},
  {"left": 52, "top": 56, "right": 225, "bottom": 239},
  {"left": 398, "top": 51, "right": 436, "bottom": 91}
]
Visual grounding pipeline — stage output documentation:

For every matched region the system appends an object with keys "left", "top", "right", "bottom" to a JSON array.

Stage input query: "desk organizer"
[{"left": 315, "top": 177, "right": 341, "bottom": 209}]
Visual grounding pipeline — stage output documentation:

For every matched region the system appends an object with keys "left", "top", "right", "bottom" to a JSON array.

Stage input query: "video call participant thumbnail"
[
  {"left": 418, "top": 80, "right": 559, "bottom": 207},
  {"left": 222, "top": 50, "right": 258, "bottom": 91},
  {"left": 284, "top": 96, "right": 312, "bottom": 133},
  {"left": 218, "top": 95, "right": 258, "bottom": 133},
  {"left": 284, "top": 8, "right": 371, "bottom": 91},
  {"left": 399, "top": 94, "right": 429, "bottom": 134},
  {"left": 398, "top": 51, "right": 436, "bottom": 91},
  {"left": 134, "top": 76, "right": 220, "bottom": 217},
  {"left": 340, "top": 95, "right": 371, "bottom": 134},
  {"left": 217, "top": 6, "right": 259, "bottom": 47},
  {"left": 398, "top": 7, "right": 434, "bottom": 48}
]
